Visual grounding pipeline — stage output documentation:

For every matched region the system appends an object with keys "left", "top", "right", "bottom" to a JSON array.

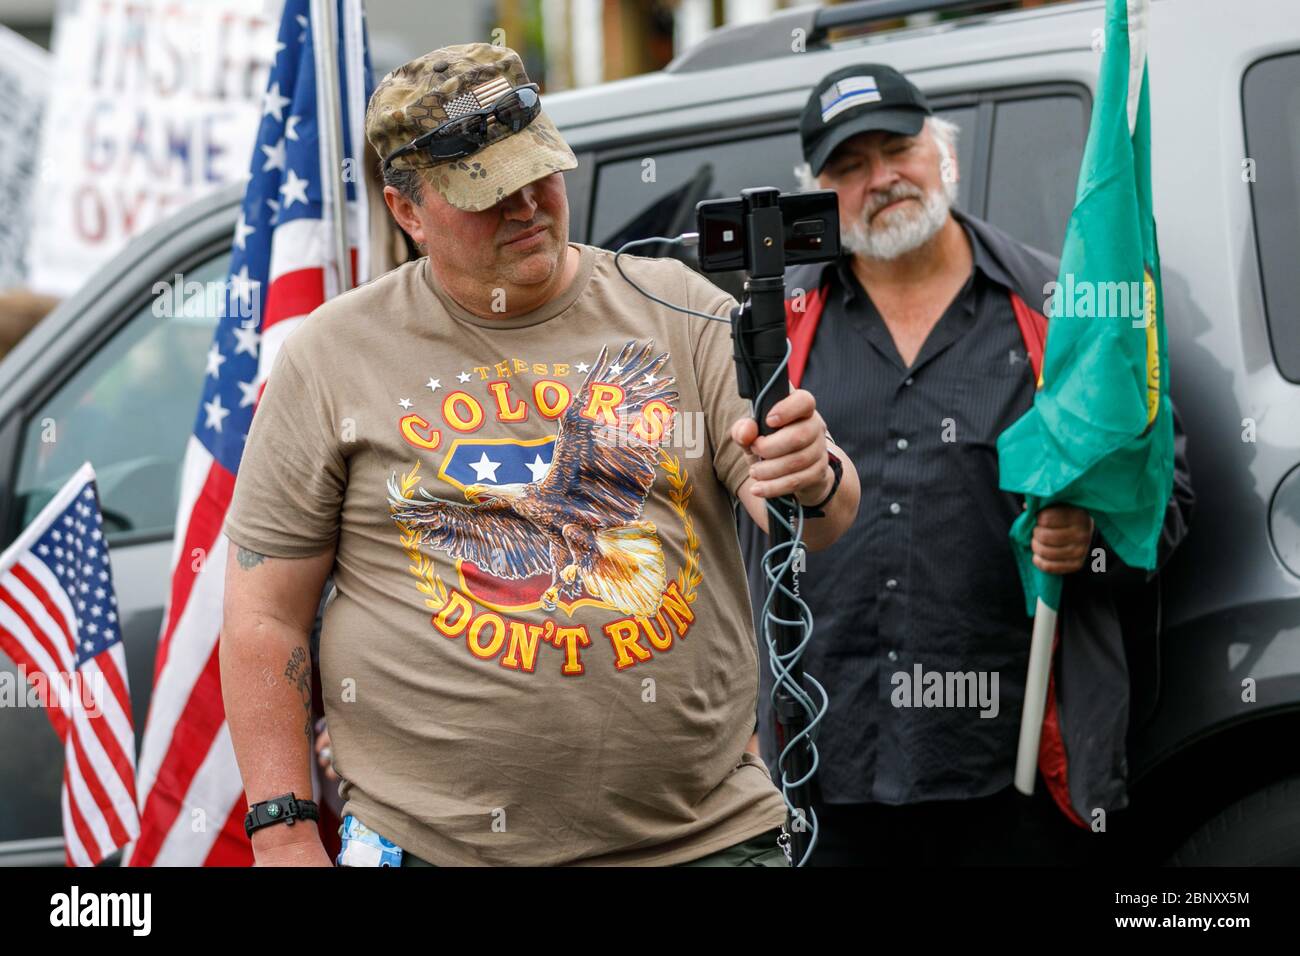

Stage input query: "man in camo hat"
[
  {"left": 221, "top": 42, "right": 860, "bottom": 868},
  {"left": 365, "top": 42, "right": 581, "bottom": 320}
]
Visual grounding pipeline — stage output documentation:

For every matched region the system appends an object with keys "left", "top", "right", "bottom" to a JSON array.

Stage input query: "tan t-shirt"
[{"left": 224, "top": 242, "right": 788, "bottom": 865}]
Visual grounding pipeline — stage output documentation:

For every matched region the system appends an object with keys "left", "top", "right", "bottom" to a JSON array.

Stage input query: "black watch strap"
[
  {"left": 244, "top": 793, "right": 319, "bottom": 838},
  {"left": 800, "top": 452, "right": 843, "bottom": 518}
]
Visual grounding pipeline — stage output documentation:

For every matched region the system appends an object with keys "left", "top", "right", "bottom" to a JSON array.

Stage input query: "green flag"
[{"left": 996, "top": 0, "right": 1175, "bottom": 616}]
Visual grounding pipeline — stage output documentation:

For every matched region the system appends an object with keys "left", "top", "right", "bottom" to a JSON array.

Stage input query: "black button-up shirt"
[{"left": 740, "top": 219, "right": 1043, "bottom": 805}]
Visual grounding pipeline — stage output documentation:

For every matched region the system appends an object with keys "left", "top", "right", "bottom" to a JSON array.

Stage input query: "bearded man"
[{"left": 737, "top": 65, "right": 1194, "bottom": 866}]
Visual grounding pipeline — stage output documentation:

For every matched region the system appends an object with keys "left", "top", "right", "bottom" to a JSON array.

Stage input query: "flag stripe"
[
  {"left": 166, "top": 437, "right": 218, "bottom": 575},
  {"left": 77, "top": 658, "right": 139, "bottom": 816},
  {"left": 18, "top": 556, "right": 82, "bottom": 665},
  {"left": 62, "top": 760, "right": 95, "bottom": 866},
  {"left": 92, "top": 645, "right": 135, "bottom": 761},
  {"left": 68, "top": 718, "right": 131, "bottom": 849},
  {"left": 71, "top": 676, "right": 136, "bottom": 820},
  {"left": 2, "top": 572, "right": 73, "bottom": 681},
  {"left": 0, "top": 586, "right": 69, "bottom": 685},
  {"left": 153, "top": 724, "right": 245, "bottom": 866},
  {"left": 131, "top": 641, "right": 226, "bottom": 867},
  {"left": 264, "top": 265, "right": 327, "bottom": 330},
  {"left": 65, "top": 738, "right": 113, "bottom": 860},
  {"left": 0, "top": 587, "right": 76, "bottom": 721},
  {"left": 264, "top": 214, "right": 359, "bottom": 289},
  {"left": 135, "top": 533, "right": 228, "bottom": 801},
  {"left": 154, "top": 462, "right": 235, "bottom": 683},
  {"left": 262, "top": 247, "right": 358, "bottom": 339}
]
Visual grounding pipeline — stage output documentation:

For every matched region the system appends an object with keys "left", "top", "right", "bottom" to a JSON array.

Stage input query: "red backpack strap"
[
  {"left": 785, "top": 285, "right": 829, "bottom": 390},
  {"left": 787, "top": 287, "right": 1043, "bottom": 387},
  {"left": 1009, "top": 291, "right": 1049, "bottom": 385}
]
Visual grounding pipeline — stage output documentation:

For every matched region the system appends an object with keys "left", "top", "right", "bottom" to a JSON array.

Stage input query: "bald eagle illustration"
[{"left": 388, "top": 340, "right": 680, "bottom": 617}]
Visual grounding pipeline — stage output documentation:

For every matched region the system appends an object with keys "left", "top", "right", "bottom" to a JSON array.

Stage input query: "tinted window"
[
  {"left": 12, "top": 253, "right": 228, "bottom": 544},
  {"left": 1243, "top": 53, "right": 1300, "bottom": 382},
  {"left": 986, "top": 95, "right": 1088, "bottom": 256},
  {"left": 590, "top": 130, "right": 802, "bottom": 297}
]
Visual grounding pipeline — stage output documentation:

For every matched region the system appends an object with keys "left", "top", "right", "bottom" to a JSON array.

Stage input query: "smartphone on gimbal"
[{"left": 695, "top": 189, "right": 840, "bottom": 274}]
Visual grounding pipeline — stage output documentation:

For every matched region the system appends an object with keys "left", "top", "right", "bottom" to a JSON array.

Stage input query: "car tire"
[{"left": 1168, "top": 775, "right": 1300, "bottom": 865}]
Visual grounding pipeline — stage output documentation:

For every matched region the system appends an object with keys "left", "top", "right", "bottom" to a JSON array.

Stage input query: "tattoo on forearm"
[
  {"left": 236, "top": 546, "right": 267, "bottom": 571},
  {"left": 283, "top": 646, "right": 313, "bottom": 744}
]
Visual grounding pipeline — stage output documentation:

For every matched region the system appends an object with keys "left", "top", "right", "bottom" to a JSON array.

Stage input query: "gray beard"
[{"left": 841, "top": 181, "right": 957, "bottom": 261}]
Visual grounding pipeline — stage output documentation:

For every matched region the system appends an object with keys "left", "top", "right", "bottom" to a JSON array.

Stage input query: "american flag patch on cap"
[
  {"left": 444, "top": 75, "right": 514, "bottom": 119},
  {"left": 819, "top": 75, "right": 881, "bottom": 123}
]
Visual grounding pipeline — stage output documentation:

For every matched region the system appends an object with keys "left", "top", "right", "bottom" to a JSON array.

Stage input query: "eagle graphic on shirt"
[{"left": 387, "top": 340, "right": 679, "bottom": 617}]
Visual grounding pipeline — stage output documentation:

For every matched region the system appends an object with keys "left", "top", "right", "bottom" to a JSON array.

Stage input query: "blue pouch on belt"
[{"left": 336, "top": 814, "right": 404, "bottom": 867}]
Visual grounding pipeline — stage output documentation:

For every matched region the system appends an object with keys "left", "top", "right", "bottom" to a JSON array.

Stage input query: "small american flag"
[
  {"left": 126, "top": 0, "right": 372, "bottom": 866},
  {"left": 0, "top": 463, "right": 140, "bottom": 866},
  {"left": 445, "top": 76, "right": 514, "bottom": 118}
]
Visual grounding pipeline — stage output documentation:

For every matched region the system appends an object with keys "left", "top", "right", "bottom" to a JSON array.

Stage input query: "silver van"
[{"left": 2, "top": 0, "right": 1297, "bottom": 865}]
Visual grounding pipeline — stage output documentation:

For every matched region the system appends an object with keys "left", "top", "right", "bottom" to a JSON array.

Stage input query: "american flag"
[
  {"left": 125, "top": 0, "right": 372, "bottom": 866},
  {"left": 0, "top": 463, "right": 140, "bottom": 866}
]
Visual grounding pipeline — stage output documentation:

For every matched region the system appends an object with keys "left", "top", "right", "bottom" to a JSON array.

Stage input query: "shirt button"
[
  {"left": 887, "top": 650, "right": 899, "bottom": 663},
  {"left": 896, "top": 438, "right": 909, "bottom": 451},
  {"left": 889, "top": 502, "right": 901, "bottom": 515},
  {"left": 886, "top": 578, "right": 898, "bottom": 590}
]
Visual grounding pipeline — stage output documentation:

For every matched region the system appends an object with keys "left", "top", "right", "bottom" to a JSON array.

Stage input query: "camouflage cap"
[{"left": 366, "top": 42, "right": 577, "bottom": 212}]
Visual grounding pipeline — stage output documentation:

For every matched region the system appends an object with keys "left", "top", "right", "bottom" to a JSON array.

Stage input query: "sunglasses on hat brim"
[{"left": 383, "top": 83, "right": 542, "bottom": 171}]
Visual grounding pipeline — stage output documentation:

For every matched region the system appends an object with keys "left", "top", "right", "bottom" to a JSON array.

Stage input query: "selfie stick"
[
  {"left": 727, "top": 187, "right": 823, "bottom": 866},
  {"left": 612, "top": 187, "right": 829, "bottom": 865}
]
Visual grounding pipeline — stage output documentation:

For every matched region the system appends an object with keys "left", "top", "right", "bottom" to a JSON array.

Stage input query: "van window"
[
  {"left": 590, "top": 130, "right": 803, "bottom": 252},
  {"left": 12, "top": 252, "right": 229, "bottom": 545},
  {"left": 1243, "top": 52, "right": 1300, "bottom": 382},
  {"left": 986, "top": 94, "right": 1088, "bottom": 257}
]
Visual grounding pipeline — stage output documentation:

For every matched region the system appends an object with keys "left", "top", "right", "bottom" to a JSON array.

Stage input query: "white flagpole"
[
  {"left": 1014, "top": 596, "right": 1058, "bottom": 795},
  {"left": 311, "top": 0, "right": 351, "bottom": 295},
  {"left": 341, "top": 0, "right": 370, "bottom": 286}
]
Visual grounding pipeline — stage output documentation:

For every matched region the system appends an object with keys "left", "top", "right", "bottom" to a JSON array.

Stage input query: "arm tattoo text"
[{"left": 283, "top": 646, "right": 313, "bottom": 744}]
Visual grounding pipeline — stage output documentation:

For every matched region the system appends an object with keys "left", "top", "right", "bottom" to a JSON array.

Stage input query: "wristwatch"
[
  {"left": 244, "top": 792, "right": 319, "bottom": 838},
  {"left": 799, "top": 452, "right": 844, "bottom": 518}
]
